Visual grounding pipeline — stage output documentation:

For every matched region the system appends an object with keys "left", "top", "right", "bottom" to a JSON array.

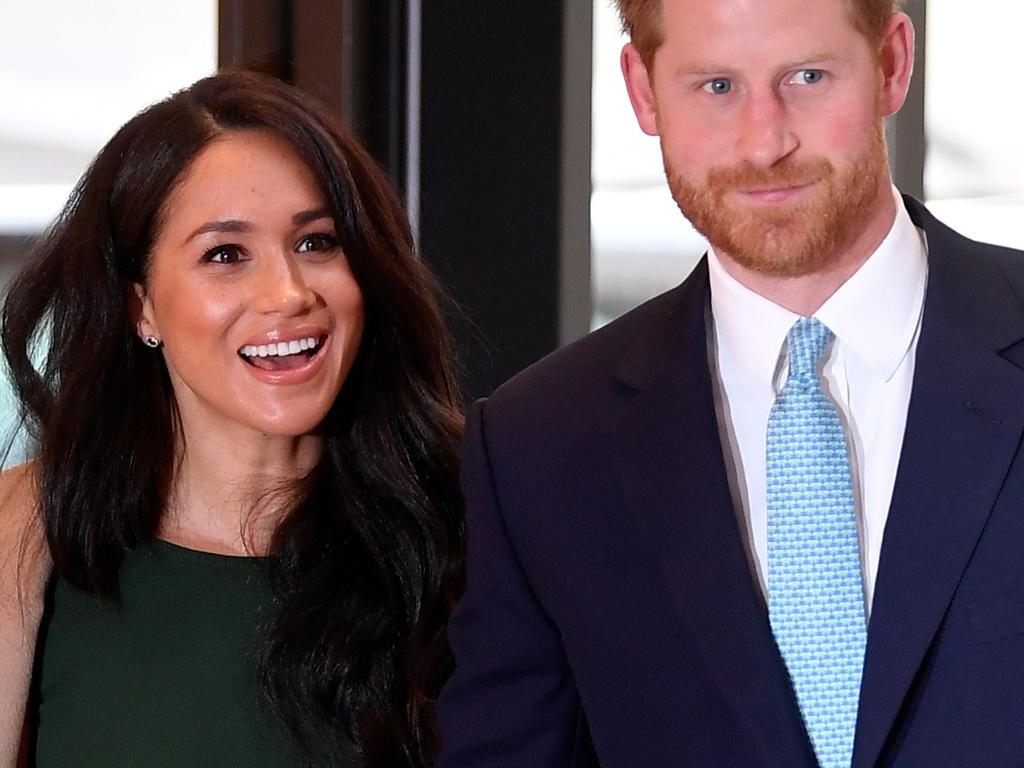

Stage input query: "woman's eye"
[
  {"left": 202, "top": 244, "right": 244, "bottom": 264},
  {"left": 702, "top": 78, "right": 733, "bottom": 95},
  {"left": 790, "top": 69, "right": 825, "bottom": 86},
  {"left": 297, "top": 233, "right": 339, "bottom": 253}
]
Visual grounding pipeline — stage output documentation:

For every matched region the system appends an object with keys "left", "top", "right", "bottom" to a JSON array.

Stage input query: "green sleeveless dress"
[{"left": 32, "top": 539, "right": 360, "bottom": 768}]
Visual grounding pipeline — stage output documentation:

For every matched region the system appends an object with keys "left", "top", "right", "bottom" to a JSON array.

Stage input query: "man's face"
[{"left": 623, "top": 0, "right": 910, "bottom": 277}]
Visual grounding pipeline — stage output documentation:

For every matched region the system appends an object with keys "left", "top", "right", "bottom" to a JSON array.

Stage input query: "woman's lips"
[
  {"left": 240, "top": 335, "right": 323, "bottom": 371},
  {"left": 238, "top": 333, "right": 330, "bottom": 385}
]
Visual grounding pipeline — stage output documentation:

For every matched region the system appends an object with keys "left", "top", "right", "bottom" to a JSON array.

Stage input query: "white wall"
[{"left": 0, "top": 0, "right": 217, "bottom": 232}]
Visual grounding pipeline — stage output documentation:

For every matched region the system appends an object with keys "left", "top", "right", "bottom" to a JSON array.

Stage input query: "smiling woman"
[
  {"left": 0, "top": 72, "right": 463, "bottom": 768},
  {"left": 136, "top": 130, "right": 366, "bottom": 446}
]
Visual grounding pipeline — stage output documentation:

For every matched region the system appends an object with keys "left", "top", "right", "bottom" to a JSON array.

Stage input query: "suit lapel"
[
  {"left": 853, "top": 199, "right": 1024, "bottom": 767},
  {"left": 606, "top": 261, "right": 818, "bottom": 767}
]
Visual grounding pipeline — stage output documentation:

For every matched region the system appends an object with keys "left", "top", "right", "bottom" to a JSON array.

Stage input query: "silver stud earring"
[{"left": 143, "top": 335, "right": 161, "bottom": 349}]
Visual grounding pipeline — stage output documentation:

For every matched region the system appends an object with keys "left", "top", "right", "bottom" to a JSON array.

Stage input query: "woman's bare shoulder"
[
  {"left": 0, "top": 461, "right": 41, "bottom": 548},
  {"left": 0, "top": 460, "right": 48, "bottom": 621},
  {"left": 0, "top": 461, "right": 45, "bottom": 767},
  {"left": 0, "top": 460, "right": 39, "bottom": 513}
]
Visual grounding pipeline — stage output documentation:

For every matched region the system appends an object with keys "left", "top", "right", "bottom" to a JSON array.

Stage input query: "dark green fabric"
[{"left": 33, "top": 539, "right": 359, "bottom": 767}]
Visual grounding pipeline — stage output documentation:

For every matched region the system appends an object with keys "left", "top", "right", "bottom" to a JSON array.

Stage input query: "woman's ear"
[{"left": 131, "top": 282, "right": 160, "bottom": 344}]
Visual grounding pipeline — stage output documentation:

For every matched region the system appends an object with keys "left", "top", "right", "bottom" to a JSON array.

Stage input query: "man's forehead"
[
  {"left": 656, "top": 0, "right": 864, "bottom": 63},
  {"left": 659, "top": 0, "right": 855, "bottom": 37}
]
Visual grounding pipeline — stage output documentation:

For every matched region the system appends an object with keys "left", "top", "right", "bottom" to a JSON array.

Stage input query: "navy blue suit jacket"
[{"left": 439, "top": 197, "right": 1024, "bottom": 767}]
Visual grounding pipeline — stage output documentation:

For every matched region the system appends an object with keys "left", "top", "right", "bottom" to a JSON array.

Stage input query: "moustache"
[{"left": 705, "top": 157, "right": 834, "bottom": 193}]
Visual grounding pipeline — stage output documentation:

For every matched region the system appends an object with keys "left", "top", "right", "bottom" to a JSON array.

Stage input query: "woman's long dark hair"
[{"left": 1, "top": 71, "right": 464, "bottom": 766}]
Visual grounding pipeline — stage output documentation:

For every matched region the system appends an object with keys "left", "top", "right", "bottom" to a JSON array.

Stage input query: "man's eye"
[
  {"left": 202, "top": 245, "right": 243, "bottom": 264},
  {"left": 790, "top": 69, "right": 825, "bottom": 86},
  {"left": 297, "top": 233, "right": 339, "bottom": 253},
  {"left": 702, "top": 78, "right": 732, "bottom": 95}
]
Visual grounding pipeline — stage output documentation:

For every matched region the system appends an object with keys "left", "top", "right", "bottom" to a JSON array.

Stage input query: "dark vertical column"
[
  {"left": 888, "top": 0, "right": 927, "bottom": 199},
  {"left": 218, "top": 0, "right": 292, "bottom": 78},
  {"left": 418, "top": 2, "right": 592, "bottom": 401},
  {"left": 560, "top": 2, "right": 594, "bottom": 346},
  {"left": 217, "top": 0, "right": 409, "bottom": 188},
  {"left": 342, "top": 0, "right": 410, "bottom": 187},
  {"left": 291, "top": 3, "right": 348, "bottom": 118},
  {"left": 218, "top": 0, "right": 350, "bottom": 124}
]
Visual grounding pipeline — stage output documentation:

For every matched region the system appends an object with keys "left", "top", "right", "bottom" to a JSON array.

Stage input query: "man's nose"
[{"left": 735, "top": 88, "right": 799, "bottom": 169}]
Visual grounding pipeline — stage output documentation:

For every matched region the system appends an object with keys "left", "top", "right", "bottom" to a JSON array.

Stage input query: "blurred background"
[{"left": 1, "top": 0, "right": 1021, "bottom": 447}]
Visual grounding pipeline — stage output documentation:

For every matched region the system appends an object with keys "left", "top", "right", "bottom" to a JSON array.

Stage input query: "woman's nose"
[{"left": 253, "top": 253, "right": 316, "bottom": 316}]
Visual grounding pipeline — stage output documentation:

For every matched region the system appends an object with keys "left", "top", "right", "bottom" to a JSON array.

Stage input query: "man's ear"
[
  {"left": 621, "top": 43, "right": 660, "bottom": 136},
  {"left": 877, "top": 12, "right": 915, "bottom": 117},
  {"left": 131, "top": 282, "right": 159, "bottom": 342}
]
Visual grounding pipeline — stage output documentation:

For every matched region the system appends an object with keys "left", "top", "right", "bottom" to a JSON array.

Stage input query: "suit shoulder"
[
  {"left": 950, "top": 225, "right": 1024, "bottom": 268},
  {"left": 479, "top": 279, "right": 698, "bottom": 444},
  {"left": 934, "top": 219, "right": 1024, "bottom": 303},
  {"left": 919, "top": 200, "right": 1024, "bottom": 275},
  {"left": 502, "top": 285, "right": 682, "bottom": 393},
  {"left": 979, "top": 240, "right": 1024, "bottom": 282}
]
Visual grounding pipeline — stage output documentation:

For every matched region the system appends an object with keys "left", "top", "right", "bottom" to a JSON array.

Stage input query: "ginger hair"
[{"left": 614, "top": 0, "right": 906, "bottom": 67}]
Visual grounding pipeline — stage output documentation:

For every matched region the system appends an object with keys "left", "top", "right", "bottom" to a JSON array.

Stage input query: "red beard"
[{"left": 665, "top": 123, "right": 888, "bottom": 277}]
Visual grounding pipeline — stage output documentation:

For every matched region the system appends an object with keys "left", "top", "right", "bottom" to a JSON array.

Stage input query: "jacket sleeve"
[{"left": 438, "top": 398, "right": 595, "bottom": 767}]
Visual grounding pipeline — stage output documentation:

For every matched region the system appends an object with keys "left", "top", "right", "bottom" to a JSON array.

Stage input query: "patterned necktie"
[{"left": 766, "top": 318, "right": 867, "bottom": 768}]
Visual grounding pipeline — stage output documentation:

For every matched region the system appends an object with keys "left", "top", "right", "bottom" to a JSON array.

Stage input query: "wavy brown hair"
[{"left": 1, "top": 71, "right": 464, "bottom": 766}]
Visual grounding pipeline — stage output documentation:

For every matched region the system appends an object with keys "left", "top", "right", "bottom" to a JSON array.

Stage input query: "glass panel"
[
  {"left": 590, "top": 0, "right": 707, "bottom": 328},
  {"left": 0, "top": 1, "right": 217, "bottom": 461},
  {"left": 924, "top": 2, "right": 1024, "bottom": 249},
  {"left": 0, "top": 0, "right": 218, "bottom": 235}
]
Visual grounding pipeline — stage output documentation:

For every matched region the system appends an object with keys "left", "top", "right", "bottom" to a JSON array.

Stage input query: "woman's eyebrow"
[
  {"left": 292, "top": 207, "right": 333, "bottom": 226},
  {"left": 185, "top": 219, "right": 253, "bottom": 242}
]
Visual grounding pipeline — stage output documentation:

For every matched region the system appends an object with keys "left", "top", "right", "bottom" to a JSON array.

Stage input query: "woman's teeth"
[{"left": 239, "top": 336, "right": 320, "bottom": 359}]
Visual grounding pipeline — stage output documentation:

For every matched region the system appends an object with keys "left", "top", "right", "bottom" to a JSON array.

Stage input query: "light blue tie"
[{"left": 767, "top": 318, "right": 867, "bottom": 768}]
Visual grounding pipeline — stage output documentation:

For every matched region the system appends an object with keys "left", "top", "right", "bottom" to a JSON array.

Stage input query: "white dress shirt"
[{"left": 708, "top": 190, "right": 928, "bottom": 612}]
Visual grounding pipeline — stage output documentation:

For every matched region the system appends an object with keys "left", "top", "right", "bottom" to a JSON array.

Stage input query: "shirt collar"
[{"left": 708, "top": 188, "right": 928, "bottom": 385}]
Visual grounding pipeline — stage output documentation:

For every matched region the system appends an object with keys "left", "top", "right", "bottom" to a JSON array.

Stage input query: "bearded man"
[{"left": 438, "top": 1, "right": 1024, "bottom": 766}]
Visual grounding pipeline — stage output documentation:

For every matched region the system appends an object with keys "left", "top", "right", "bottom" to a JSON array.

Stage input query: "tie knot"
[{"left": 786, "top": 317, "right": 834, "bottom": 381}]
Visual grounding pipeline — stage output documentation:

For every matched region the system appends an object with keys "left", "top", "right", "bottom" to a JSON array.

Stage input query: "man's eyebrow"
[
  {"left": 677, "top": 51, "right": 838, "bottom": 78},
  {"left": 679, "top": 65, "right": 733, "bottom": 77},
  {"left": 672, "top": 57, "right": 735, "bottom": 77},
  {"left": 292, "top": 207, "right": 334, "bottom": 226},
  {"left": 783, "top": 51, "right": 836, "bottom": 68},
  {"left": 185, "top": 219, "right": 253, "bottom": 242}
]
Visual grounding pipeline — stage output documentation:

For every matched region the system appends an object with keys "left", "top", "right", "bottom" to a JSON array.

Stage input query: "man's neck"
[{"left": 715, "top": 189, "right": 899, "bottom": 317}]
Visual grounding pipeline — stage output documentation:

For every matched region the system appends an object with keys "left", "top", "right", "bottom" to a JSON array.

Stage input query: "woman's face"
[{"left": 136, "top": 129, "right": 365, "bottom": 441}]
